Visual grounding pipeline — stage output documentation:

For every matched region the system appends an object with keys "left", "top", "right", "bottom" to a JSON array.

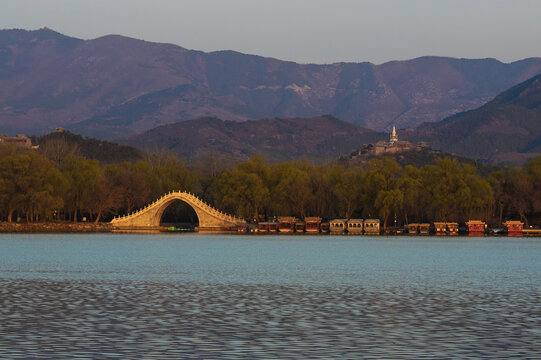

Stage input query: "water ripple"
[{"left": 0, "top": 279, "right": 539, "bottom": 359}]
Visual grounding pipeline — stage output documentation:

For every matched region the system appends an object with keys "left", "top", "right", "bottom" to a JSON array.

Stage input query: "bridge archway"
[
  {"left": 159, "top": 199, "right": 199, "bottom": 229},
  {"left": 111, "top": 191, "right": 246, "bottom": 230},
  {"left": 151, "top": 196, "right": 206, "bottom": 228}
]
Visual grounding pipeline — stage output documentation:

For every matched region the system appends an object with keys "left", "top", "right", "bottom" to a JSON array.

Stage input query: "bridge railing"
[{"left": 112, "top": 190, "right": 244, "bottom": 224}]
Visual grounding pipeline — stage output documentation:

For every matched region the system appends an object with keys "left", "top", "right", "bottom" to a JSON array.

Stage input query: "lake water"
[{"left": 0, "top": 234, "right": 539, "bottom": 359}]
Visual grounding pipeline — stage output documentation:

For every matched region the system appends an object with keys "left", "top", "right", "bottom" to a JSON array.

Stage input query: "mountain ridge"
[
  {"left": 1, "top": 28, "right": 541, "bottom": 138},
  {"left": 403, "top": 73, "right": 541, "bottom": 164},
  {"left": 120, "top": 115, "right": 387, "bottom": 163}
]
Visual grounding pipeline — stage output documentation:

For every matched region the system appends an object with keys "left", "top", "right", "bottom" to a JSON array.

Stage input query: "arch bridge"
[{"left": 110, "top": 191, "right": 246, "bottom": 231}]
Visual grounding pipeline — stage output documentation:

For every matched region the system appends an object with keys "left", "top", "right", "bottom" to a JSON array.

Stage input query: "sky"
[{"left": 1, "top": 0, "right": 540, "bottom": 65}]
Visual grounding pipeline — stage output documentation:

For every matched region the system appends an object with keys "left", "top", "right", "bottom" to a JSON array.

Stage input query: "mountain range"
[
  {"left": 124, "top": 73, "right": 541, "bottom": 165},
  {"left": 2, "top": 28, "right": 541, "bottom": 139},
  {"left": 403, "top": 73, "right": 541, "bottom": 164}
]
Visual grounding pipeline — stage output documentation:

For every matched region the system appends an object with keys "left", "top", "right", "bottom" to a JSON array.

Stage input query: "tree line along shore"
[{"left": 0, "top": 144, "right": 540, "bottom": 229}]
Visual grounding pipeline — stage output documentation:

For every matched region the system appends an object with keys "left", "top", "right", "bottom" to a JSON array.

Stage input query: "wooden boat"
[
  {"left": 278, "top": 216, "right": 296, "bottom": 233},
  {"left": 434, "top": 222, "right": 458, "bottom": 235},
  {"left": 268, "top": 222, "right": 279, "bottom": 232},
  {"left": 363, "top": 219, "right": 380, "bottom": 235},
  {"left": 408, "top": 223, "right": 419, "bottom": 234},
  {"left": 447, "top": 222, "right": 459, "bottom": 235},
  {"left": 320, "top": 222, "right": 330, "bottom": 233},
  {"left": 467, "top": 220, "right": 486, "bottom": 235},
  {"left": 167, "top": 226, "right": 195, "bottom": 232},
  {"left": 238, "top": 224, "right": 257, "bottom": 233},
  {"left": 504, "top": 220, "right": 524, "bottom": 236},
  {"left": 329, "top": 219, "right": 347, "bottom": 234},
  {"left": 419, "top": 223, "right": 430, "bottom": 235},
  {"left": 257, "top": 222, "right": 269, "bottom": 233},
  {"left": 305, "top": 217, "right": 322, "bottom": 233},
  {"left": 295, "top": 221, "right": 306, "bottom": 233},
  {"left": 434, "top": 222, "right": 446, "bottom": 235},
  {"left": 347, "top": 219, "right": 363, "bottom": 234}
]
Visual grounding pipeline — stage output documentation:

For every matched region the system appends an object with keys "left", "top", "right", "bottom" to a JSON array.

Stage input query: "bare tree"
[{"left": 40, "top": 138, "right": 79, "bottom": 165}]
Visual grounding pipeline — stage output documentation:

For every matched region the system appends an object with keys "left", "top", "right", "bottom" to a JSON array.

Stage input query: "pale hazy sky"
[{"left": 1, "top": 0, "right": 540, "bottom": 64}]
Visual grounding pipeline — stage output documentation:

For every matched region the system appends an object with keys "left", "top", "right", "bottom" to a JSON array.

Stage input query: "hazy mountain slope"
[
  {"left": 120, "top": 115, "right": 387, "bottom": 163},
  {"left": 1, "top": 28, "right": 541, "bottom": 138},
  {"left": 403, "top": 74, "right": 541, "bottom": 164}
]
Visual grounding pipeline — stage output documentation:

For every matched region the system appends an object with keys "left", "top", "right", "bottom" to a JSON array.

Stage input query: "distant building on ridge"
[
  {"left": 389, "top": 125, "right": 398, "bottom": 144},
  {"left": 355, "top": 126, "right": 426, "bottom": 157},
  {"left": 0, "top": 134, "right": 33, "bottom": 148}
]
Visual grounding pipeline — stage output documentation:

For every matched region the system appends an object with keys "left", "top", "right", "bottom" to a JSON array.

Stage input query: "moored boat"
[
  {"left": 347, "top": 219, "right": 363, "bottom": 234},
  {"left": 467, "top": 220, "right": 486, "bottom": 235},
  {"left": 329, "top": 219, "right": 347, "bottom": 234},
  {"left": 295, "top": 221, "right": 306, "bottom": 233},
  {"left": 257, "top": 222, "right": 268, "bottom": 232},
  {"left": 363, "top": 219, "right": 380, "bottom": 235},
  {"left": 320, "top": 222, "right": 330, "bottom": 233},
  {"left": 419, "top": 223, "right": 430, "bottom": 235},
  {"left": 278, "top": 217, "right": 296, "bottom": 233},
  {"left": 408, "top": 223, "right": 419, "bottom": 234},
  {"left": 504, "top": 220, "right": 524, "bottom": 236},
  {"left": 305, "top": 217, "right": 322, "bottom": 233},
  {"left": 167, "top": 226, "right": 195, "bottom": 232},
  {"left": 268, "top": 222, "right": 279, "bottom": 232},
  {"left": 434, "top": 222, "right": 447, "bottom": 235}
]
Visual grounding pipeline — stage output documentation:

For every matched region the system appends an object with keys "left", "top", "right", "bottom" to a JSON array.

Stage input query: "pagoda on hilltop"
[
  {"left": 357, "top": 125, "right": 426, "bottom": 156},
  {"left": 389, "top": 125, "right": 398, "bottom": 144}
]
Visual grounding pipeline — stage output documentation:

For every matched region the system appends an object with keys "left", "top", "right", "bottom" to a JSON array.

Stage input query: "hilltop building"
[
  {"left": 0, "top": 134, "right": 33, "bottom": 148},
  {"left": 389, "top": 125, "right": 398, "bottom": 144},
  {"left": 358, "top": 126, "right": 426, "bottom": 156}
]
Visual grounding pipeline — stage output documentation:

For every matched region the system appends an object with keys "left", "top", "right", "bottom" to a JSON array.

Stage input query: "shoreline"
[
  {"left": 1, "top": 222, "right": 539, "bottom": 237},
  {"left": 0, "top": 222, "right": 112, "bottom": 233}
]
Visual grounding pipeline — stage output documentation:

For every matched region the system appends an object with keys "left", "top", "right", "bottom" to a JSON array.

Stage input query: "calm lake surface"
[{"left": 0, "top": 234, "right": 540, "bottom": 359}]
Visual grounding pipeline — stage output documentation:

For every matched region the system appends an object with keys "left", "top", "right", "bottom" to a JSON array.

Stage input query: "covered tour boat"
[
  {"left": 419, "top": 223, "right": 430, "bottom": 234},
  {"left": 257, "top": 221, "right": 278, "bottom": 233},
  {"left": 504, "top": 220, "right": 524, "bottom": 236},
  {"left": 363, "top": 219, "right": 380, "bottom": 235},
  {"left": 278, "top": 217, "right": 297, "bottom": 233},
  {"left": 347, "top": 219, "right": 364, "bottom": 234},
  {"left": 305, "top": 217, "right": 322, "bottom": 233},
  {"left": 467, "top": 220, "right": 486, "bottom": 235},
  {"left": 408, "top": 223, "right": 419, "bottom": 234},
  {"left": 320, "top": 222, "right": 330, "bottom": 233},
  {"left": 329, "top": 219, "right": 347, "bottom": 234},
  {"left": 434, "top": 222, "right": 459, "bottom": 235}
]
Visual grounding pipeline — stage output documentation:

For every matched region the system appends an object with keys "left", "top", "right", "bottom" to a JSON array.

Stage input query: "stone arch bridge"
[{"left": 110, "top": 191, "right": 246, "bottom": 231}]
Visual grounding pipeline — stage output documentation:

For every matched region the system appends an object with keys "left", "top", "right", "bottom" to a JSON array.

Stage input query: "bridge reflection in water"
[{"left": 110, "top": 191, "right": 246, "bottom": 231}]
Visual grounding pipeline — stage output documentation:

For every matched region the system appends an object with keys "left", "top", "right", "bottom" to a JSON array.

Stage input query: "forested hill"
[
  {"left": 35, "top": 130, "right": 144, "bottom": 164},
  {"left": 120, "top": 115, "right": 387, "bottom": 163},
  {"left": 2, "top": 28, "right": 541, "bottom": 138},
  {"left": 404, "top": 74, "right": 541, "bottom": 165},
  {"left": 337, "top": 147, "right": 499, "bottom": 177}
]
